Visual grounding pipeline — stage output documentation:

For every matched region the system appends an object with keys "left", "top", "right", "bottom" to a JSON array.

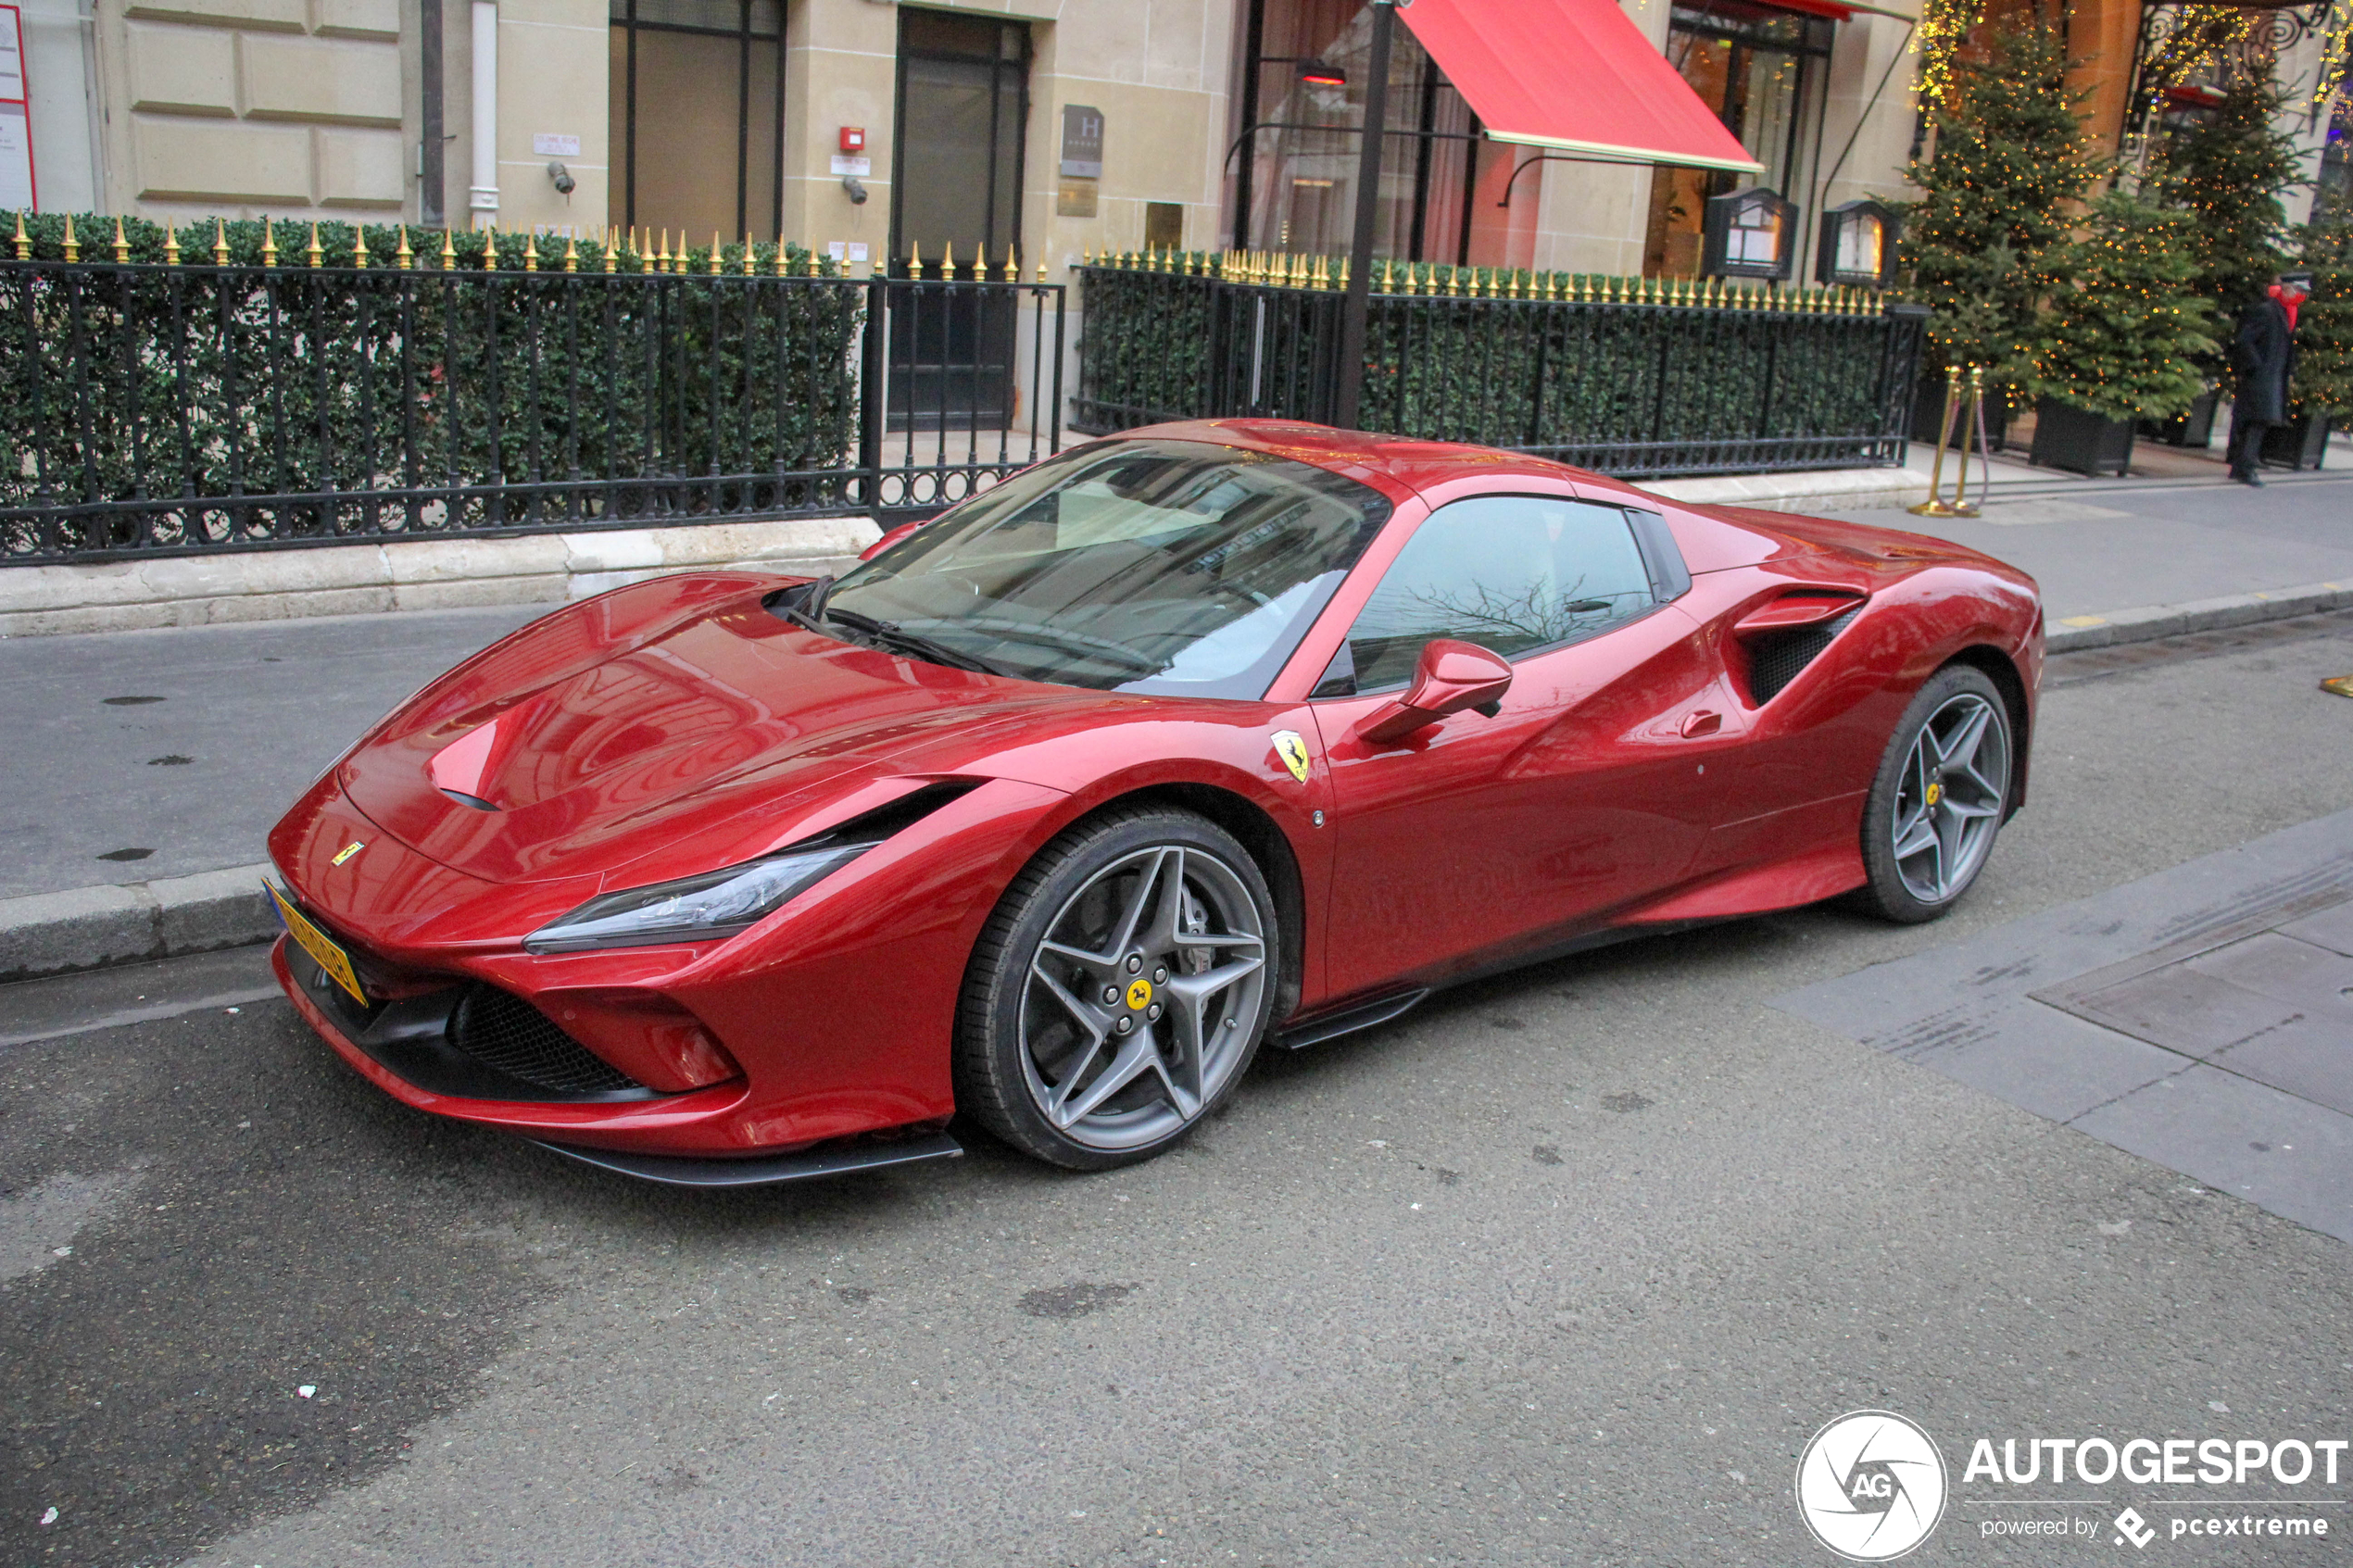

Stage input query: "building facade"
[{"left": 6, "top": 0, "right": 2345, "bottom": 272}]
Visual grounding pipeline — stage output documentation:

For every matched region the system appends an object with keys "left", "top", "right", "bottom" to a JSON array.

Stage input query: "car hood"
[{"left": 337, "top": 575, "right": 1116, "bottom": 886}]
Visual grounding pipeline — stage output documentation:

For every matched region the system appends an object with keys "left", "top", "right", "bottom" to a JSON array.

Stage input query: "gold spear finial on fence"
[
  {"left": 1035, "top": 256, "right": 1047, "bottom": 283},
  {"left": 522, "top": 232, "right": 537, "bottom": 271},
  {"left": 910, "top": 241, "right": 923, "bottom": 278},
  {"left": 1001, "top": 245, "right": 1017, "bottom": 282},
  {"left": 481, "top": 219, "right": 497, "bottom": 269},
  {"left": 564, "top": 234, "right": 579, "bottom": 272},
  {"left": 110, "top": 215, "right": 129, "bottom": 264},
  {"left": 773, "top": 232, "right": 788, "bottom": 277},
  {"left": 654, "top": 231, "right": 669, "bottom": 271},
  {"left": 740, "top": 232, "right": 754, "bottom": 275},
  {"left": 162, "top": 220, "right": 181, "bottom": 266},
  {"left": 9, "top": 209, "right": 26, "bottom": 259},
  {"left": 439, "top": 226, "right": 458, "bottom": 270},
  {"left": 396, "top": 225, "right": 413, "bottom": 269},
  {"left": 604, "top": 230, "right": 620, "bottom": 273},
  {"left": 305, "top": 221, "right": 323, "bottom": 267},
  {"left": 211, "top": 219, "right": 229, "bottom": 266},
  {"left": 60, "top": 213, "right": 79, "bottom": 263},
  {"left": 351, "top": 226, "right": 370, "bottom": 268},
  {"left": 709, "top": 231, "right": 723, "bottom": 275},
  {"left": 256, "top": 217, "right": 274, "bottom": 267}
]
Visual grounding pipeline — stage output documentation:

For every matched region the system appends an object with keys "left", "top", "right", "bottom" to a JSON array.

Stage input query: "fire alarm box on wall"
[{"left": 840, "top": 127, "right": 865, "bottom": 154}]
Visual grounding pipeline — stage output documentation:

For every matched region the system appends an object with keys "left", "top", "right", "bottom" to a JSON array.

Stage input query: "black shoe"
[{"left": 2232, "top": 469, "right": 2265, "bottom": 487}]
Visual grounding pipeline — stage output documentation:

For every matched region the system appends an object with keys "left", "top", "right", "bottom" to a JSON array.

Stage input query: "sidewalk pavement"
[{"left": 3, "top": 452, "right": 2348, "bottom": 982}]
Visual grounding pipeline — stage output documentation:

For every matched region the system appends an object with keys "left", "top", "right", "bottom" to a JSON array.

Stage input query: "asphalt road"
[{"left": 5, "top": 614, "right": 2353, "bottom": 1567}]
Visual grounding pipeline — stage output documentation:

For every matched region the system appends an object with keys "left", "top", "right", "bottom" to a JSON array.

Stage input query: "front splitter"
[{"left": 524, "top": 1131, "right": 964, "bottom": 1187}]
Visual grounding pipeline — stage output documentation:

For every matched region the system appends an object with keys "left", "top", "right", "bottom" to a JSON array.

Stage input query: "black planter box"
[
  {"left": 1910, "top": 366, "right": 2010, "bottom": 448},
  {"left": 2138, "top": 387, "right": 2220, "bottom": 448},
  {"left": 2030, "top": 398, "right": 2135, "bottom": 476},
  {"left": 2259, "top": 411, "right": 2332, "bottom": 470}
]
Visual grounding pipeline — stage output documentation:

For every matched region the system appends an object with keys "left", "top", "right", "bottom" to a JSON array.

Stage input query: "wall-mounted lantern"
[
  {"left": 1703, "top": 188, "right": 1797, "bottom": 282},
  {"left": 1816, "top": 199, "right": 1899, "bottom": 288}
]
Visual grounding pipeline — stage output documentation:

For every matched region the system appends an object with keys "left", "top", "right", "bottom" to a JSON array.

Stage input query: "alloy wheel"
[
  {"left": 1890, "top": 691, "right": 2010, "bottom": 904},
  {"left": 1017, "top": 844, "right": 1270, "bottom": 1152}
]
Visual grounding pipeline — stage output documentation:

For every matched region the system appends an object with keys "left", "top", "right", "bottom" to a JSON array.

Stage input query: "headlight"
[{"left": 524, "top": 840, "right": 873, "bottom": 954}]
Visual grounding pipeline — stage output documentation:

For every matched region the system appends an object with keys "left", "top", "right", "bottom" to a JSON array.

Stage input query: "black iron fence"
[
  {"left": 0, "top": 215, "right": 1062, "bottom": 565},
  {"left": 1075, "top": 250, "right": 1928, "bottom": 480}
]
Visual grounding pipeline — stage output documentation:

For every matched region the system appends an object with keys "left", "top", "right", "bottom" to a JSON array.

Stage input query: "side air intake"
[{"left": 1744, "top": 605, "right": 1863, "bottom": 705}]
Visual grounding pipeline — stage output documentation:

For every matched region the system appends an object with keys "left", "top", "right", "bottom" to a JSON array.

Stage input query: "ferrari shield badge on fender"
[
  {"left": 331, "top": 841, "right": 366, "bottom": 866},
  {"left": 1271, "top": 730, "right": 1312, "bottom": 783}
]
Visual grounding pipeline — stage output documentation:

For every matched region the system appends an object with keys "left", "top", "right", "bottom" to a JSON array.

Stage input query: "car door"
[{"left": 1306, "top": 494, "right": 1745, "bottom": 997}]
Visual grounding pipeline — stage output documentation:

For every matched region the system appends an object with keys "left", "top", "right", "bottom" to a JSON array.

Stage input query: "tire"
[
  {"left": 955, "top": 807, "right": 1280, "bottom": 1170},
  {"left": 1853, "top": 664, "right": 2015, "bottom": 924}
]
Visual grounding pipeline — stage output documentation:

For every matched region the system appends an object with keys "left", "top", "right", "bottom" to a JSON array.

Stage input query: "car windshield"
[{"left": 815, "top": 439, "right": 1393, "bottom": 697}]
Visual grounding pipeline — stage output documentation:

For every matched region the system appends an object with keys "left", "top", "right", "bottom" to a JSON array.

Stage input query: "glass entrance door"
[{"left": 888, "top": 9, "right": 1029, "bottom": 427}]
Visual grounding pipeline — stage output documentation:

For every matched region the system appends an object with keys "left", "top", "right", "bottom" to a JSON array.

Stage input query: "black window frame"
[
  {"left": 889, "top": 6, "right": 1032, "bottom": 273},
  {"left": 610, "top": 0, "right": 786, "bottom": 240},
  {"left": 1230, "top": 0, "right": 1486, "bottom": 261}
]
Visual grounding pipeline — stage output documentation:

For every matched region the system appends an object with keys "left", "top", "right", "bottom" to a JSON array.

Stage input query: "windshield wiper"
[
  {"left": 823, "top": 605, "right": 1012, "bottom": 678},
  {"left": 773, "top": 575, "right": 836, "bottom": 634}
]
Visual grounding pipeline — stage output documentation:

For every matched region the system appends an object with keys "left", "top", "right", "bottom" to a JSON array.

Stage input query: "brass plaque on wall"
[{"left": 1057, "top": 177, "right": 1098, "bottom": 218}]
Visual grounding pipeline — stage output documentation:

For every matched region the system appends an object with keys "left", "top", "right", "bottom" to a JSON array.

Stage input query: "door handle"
[{"left": 1680, "top": 709, "right": 1722, "bottom": 738}]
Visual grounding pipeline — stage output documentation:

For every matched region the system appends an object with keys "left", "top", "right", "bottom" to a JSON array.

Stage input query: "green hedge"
[
  {"left": 1075, "top": 261, "right": 1914, "bottom": 476},
  {"left": 2, "top": 212, "right": 866, "bottom": 561}
]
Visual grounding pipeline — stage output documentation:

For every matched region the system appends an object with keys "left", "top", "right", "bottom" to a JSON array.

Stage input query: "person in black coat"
[{"left": 2224, "top": 271, "right": 2309, "bottom": 485}]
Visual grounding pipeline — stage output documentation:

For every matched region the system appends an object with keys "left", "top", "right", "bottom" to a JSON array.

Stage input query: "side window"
[{"left": 1320, "top": 495, "right": 1658, "bottom": 695}]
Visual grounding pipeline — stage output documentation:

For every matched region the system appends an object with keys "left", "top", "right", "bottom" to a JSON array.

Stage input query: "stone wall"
[{"left": 97, "top": 0, "right": 409, "bottom": 220}]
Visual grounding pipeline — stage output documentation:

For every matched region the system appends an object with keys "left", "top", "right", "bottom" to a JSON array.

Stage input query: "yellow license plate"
[{"left": 268, "top": 884, "right": 368, "bottom": 1007}]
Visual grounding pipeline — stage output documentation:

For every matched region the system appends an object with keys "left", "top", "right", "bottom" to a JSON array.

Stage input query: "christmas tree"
[
  {"left": 2295, "top": 222, "right": 2353, "bottom": 419},
  {"left": 1902, "top": 19, "right": 2100, "bottom": 381},
  {"left": 2025, "top": 187, "right": 2219, "bottom": 422},
  {"left": 2145, "top": 75, "right": 2303, "bottom": 317}
]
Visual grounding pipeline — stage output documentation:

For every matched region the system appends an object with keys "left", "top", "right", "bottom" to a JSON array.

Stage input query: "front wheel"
[
  {"left": 1853, "top": 665, "right": 2014, "bottom": 923},
  {"left": 955, "top": 808, "right": 1279, "bottom": 1170}
]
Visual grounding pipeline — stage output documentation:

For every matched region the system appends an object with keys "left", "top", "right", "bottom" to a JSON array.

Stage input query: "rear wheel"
[
  {"left": 1854, "top": 665, "right": 2014, "bottom": 923},
  {"left": 955, "top": 808, "right": 1278, "bottom": 1170}
]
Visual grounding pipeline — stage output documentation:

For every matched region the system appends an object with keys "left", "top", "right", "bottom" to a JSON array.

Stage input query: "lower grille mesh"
[
  {"left": 449, "top": 986, "right": 644, "bottom": 1095},
  {"left": 1748, "top": 607, "right": 1862, "bottom": 704}
]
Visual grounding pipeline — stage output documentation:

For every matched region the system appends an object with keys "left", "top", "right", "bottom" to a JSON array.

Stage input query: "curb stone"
[
  {"left": 6, "top": 584, "right": 2350, "bottom": 983},
  {"left": 2044, "top": 580, "right": 2353, "bottom": 654},
  {"left": 0, "top": 863, "right": 276, "bottom": 982}
]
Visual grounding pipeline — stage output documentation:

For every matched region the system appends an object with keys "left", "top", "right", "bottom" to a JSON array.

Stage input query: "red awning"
[{"left": 1398, "top": 0, "right": 1764, "bottom": 173}]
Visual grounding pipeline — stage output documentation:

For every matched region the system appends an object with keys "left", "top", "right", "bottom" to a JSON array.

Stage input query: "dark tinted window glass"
[
  {"left": 823, "top": 440, "right": 1392, "bottom": 698},
  {"left": 1342, "top": 496, "right": 1656, "bottom": 692}
]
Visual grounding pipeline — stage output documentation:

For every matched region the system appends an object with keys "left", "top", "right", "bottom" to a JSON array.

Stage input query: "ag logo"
[
  {"left": 1794, "top": 1410, "right": 1947, "bottom": 1562},
  {"left": 1271, "top": 730, "right": 1312, "bottom": 784}
]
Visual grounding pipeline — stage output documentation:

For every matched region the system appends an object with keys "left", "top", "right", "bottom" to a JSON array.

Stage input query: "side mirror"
[{"left": 1356, "top": 639, "right": 1514, "bottom": 744}]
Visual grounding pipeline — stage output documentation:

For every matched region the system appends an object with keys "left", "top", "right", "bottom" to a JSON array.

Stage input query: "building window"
[
  {"left": 609, "top": 0, "right": 784, "bottom": 243},
  {"left": 1644, "top": 0, "right": 1831, "bottom": 278},
  {"left": 1231, "top": 0, "right": 1485, "bottom": 261}
]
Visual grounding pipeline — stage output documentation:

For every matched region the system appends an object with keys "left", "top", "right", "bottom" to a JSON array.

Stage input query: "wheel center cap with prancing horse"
[{"left": 1126, "top": 977, "right": 1154, "bottom": 1010}]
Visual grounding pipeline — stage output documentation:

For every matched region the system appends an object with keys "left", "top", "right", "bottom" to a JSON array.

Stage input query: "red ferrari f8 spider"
[{"left": 267, "top": 421, "right": 2040, "bottom": 1182}]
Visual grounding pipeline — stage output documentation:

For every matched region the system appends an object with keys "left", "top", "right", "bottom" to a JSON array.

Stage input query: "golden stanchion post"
[
  {"left": 1909, "top": 365, "right": 1966, "bottom": 517},
  {"left": 1957, "top": 366, "right": 1994, "bottom": 516}
]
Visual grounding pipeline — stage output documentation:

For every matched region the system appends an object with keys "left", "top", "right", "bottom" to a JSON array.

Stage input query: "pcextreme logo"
[{"left": 1795, "top": 1410, "right": 1950, "bottom": 1561}]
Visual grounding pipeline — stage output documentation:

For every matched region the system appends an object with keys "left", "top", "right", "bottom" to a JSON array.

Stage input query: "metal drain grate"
[{"left": 449, "top": 986, "right": 644, "bottom": 1096}]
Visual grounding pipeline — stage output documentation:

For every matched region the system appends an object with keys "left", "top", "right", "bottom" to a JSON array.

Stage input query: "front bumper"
[{"left": 268, "top": 769, "right": 1069, "bottom": 1160}]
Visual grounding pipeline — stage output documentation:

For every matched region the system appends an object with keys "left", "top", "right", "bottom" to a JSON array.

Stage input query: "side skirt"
[{"left": 1273, "top": 989, "right": 1430, "bottom": 1051}]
